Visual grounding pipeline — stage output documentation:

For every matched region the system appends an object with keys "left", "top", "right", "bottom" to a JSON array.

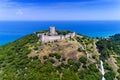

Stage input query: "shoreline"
[{"left": 0, "top": 32, "right": 119, "bottom": 46}]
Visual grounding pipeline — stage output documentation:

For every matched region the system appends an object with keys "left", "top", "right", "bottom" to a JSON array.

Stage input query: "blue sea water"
[{"left": 0, "top": 21, "right": 120, "bottom": 46}]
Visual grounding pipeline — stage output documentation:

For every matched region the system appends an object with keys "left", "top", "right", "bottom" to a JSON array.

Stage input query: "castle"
[{"left": 37, "top": 26, "right": 75, "bottom": 43}]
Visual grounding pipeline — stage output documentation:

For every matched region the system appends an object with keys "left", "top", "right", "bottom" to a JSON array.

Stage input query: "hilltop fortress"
[{"left": 37, "top": 26, "right": 75, "bottom": 43}]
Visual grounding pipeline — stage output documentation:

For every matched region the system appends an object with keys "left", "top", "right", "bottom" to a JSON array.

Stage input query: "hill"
[
  {"left": 96, "top": 34, "right": 120, "bottom": 80},
  {"left": 0, "top": 31, "right": 120, "bottom": 80}
]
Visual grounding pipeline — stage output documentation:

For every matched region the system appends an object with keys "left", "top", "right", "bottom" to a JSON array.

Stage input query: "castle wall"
[
  {"left": 40, "top": 33, "right": 75, "bottom": 43},
  {"left": 38, "top": 27, "right": 76, "bottom": 43},
  {"left": 44, "top": 36, "right": 61, "bottom": 42}
]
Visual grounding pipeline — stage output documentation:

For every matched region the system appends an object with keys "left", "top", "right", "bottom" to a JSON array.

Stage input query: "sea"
[{"left": 0, "top": 21, "right": 120, "bottom": 46}]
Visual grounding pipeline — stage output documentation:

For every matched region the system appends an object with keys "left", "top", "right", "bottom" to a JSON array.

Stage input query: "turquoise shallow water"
[{"left": 0, "top": 21, "right": 120, "bottom": 46}]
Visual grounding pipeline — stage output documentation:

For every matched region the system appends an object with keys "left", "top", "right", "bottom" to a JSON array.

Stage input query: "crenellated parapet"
[{"left": 37, "top": 26, "right": 75, "bottom": 43}]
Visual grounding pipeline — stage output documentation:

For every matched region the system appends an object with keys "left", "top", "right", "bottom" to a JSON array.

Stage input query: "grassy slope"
[
  {"left": 96, "top": 34, "right": 120, "bottom": 80},
  {"left": 0, "top": 32, "right": 102, "bottom": 80}
]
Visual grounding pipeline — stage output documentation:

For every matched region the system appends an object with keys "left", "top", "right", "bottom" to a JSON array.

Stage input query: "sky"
[{"left": 0, "top": 0, "right": 120, "bottom": 20}]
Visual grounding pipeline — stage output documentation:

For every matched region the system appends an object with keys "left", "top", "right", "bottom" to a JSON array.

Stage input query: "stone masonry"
[{"left": 37, "top": 26, "right": 75, "bottom": 43}]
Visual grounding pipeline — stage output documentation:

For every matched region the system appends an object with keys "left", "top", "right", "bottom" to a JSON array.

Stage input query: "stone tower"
[{"left": 49, "top": 26, "right": 55, "bottom": 36}]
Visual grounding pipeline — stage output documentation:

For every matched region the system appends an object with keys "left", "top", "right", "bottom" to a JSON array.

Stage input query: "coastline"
[
  {"left": 0, "top": 21, "right": 120, "bottom": 46},
  {"left": 0, "top": 31, "right": 119, "bottom": 46}
]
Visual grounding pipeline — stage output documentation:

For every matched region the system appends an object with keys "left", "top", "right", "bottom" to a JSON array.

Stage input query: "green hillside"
[
  {"left": 96, "top": 34, "right": 120, "bottom": 80},
  {"left": 0, "top": 31, "right": 120, "bottom": 80}
]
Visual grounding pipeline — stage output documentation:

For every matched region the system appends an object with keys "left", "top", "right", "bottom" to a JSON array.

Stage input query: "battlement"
[{"left": 37, "top": 26, "right": 75, "bottom": 43}]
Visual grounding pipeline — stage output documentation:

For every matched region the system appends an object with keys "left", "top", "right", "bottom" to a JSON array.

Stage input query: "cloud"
[
  {"left": 0, "top": 0, "right": 120, "bottom": 20},
  {"left": 16, "top": 9, "right": 23, "bottom": 15}
]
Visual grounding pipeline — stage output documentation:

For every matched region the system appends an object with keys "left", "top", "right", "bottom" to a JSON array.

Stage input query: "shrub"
[
  {"left": 34, "top": 46, "right": 39, "bottom": 50},
  {"left": 117, "top": 76, "right": 120, "bottom": 80},
  {"left": 79, "top": 56, "right": 87, "bottom": 64},
  {"left": 78, "top": 48, "right": 82, "bottom": 52},
  {"left": 49, "top": 53, "right": 54, "bottom": 57},
  {"left": 118, "top": 69, "right": 120, "bottom": 73},
  {"left": 74, "top": 62, "right": 81, "bottom": 68},
  {"left": 104, "top": 63, "right": 112, "bottom": 71},
  {"left": 43, "top": 56, "right": 48, "bottom": 60},
  {"left": 62, "top": 57, "right": 66, "bottom": 61},
  {"left": 54, "top": 53, "right": 61, "bottom": 59},
  {"left": 49, "top": 53, "right": 61, "bottom": 59},
  {"left": 70, "top": 65, "right": 78, "bottom": 72},
  {"left": 88, "top": 63, "right": 99, "bottom": 72},
  {"left": 68, "top": 59, "right": 74, "bottom": 65},
  {"left": 104, "top": 71, "right": 115, "bottom": 80}
]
